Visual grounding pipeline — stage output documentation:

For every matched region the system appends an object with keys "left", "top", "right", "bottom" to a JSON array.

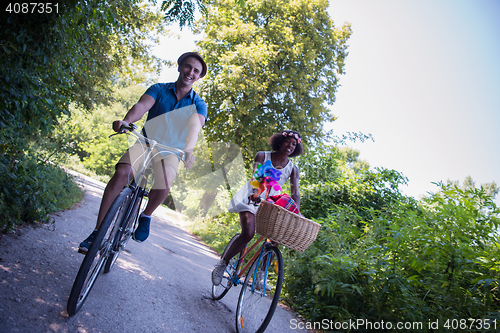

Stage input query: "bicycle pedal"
[{"left": 78, "top": 249, "right": 87, "bottom": 255}]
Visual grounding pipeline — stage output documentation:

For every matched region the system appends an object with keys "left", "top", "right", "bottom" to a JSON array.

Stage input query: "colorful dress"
[{"left": 228, "top": 151, "right": 295, "bottom": 214}]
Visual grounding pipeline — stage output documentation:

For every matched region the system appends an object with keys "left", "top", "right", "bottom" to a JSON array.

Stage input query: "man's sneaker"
[
  {"left": 133, "top": 215, "right": 151, "bottom": 242},
  {"left": 212, "top": 258, "right": 227, "bottom": 286},
  {"left": 78, "top": 230, "right": 98, "bottom": 254}
]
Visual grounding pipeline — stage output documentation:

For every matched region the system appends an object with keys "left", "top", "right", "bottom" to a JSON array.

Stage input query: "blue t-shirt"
[
  {"left": 144, "top": 82, "right": 207, "bottom": 121},
  {"left": 141, "top": 83, "right": 207, "bottom": 151}
]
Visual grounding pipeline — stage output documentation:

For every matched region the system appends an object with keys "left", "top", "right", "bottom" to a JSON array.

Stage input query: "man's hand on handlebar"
[
  {"left": 184, "top": 151, "right": 195, "bottom": 170},
  {"left": 113, "top": 120, "right": 130, "bottom": 133},
  {"left": 109, "top": 122, "right": 137, "bottom": 138}
]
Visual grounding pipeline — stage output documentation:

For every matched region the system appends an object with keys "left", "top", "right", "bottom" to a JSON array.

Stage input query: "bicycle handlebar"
[
  {"left": 110, "top": 123, "right": 187, "bottom": 163},
  {"left": 120, "top": 123, "right": 138, "bottom": 133}
]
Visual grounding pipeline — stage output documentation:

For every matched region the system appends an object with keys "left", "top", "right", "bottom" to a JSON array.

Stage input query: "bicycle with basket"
[{"left": 212, "top": 170, "right": 321, "bottom": 333}]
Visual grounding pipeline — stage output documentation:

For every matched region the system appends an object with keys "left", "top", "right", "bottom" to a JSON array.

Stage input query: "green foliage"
[
  {"left": 191, "top": 212, "right": 241, "bottom": 254},
  {"left": 283, "top": 185, "right": 499, "bottom": 330},
  {"left": 55, "top": 85, "right": 146, "bottom": 177},
  {"left": 0, "top": 0, "right": 163, "bottom": 145},
  {"left": 193, "top": 141, "right": 499, "bottom": 330},
  {"left": 196, "top": 0, "right": 352, "bottom": 164},
  {"left": 81, "top": 135, "right": 130, "bottom": 177},
  {"left": 296, "top": 142, "right": 414, "bottom": 220},
  {"left": 161, "top": 0, "right": 208, "bottom": 29},
  {"left": 441, "top": 175, "right": 499, "bottom": 200},
  {"left": 281, "top": 150, "right": 500, "bottom": 330},
  {"left": 0, "top": 152, "right": 83, "bottom": 232},
  {"left": 0, "top": 1, "right": 164, "bottom": 228}
]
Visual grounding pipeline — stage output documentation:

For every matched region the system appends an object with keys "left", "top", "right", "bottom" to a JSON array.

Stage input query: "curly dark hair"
[{"left": 269, "top": 130, "right": 303, "bottom": 157}]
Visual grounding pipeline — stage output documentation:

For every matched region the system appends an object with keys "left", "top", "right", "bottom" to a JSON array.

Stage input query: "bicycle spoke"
[
  {"left": 67, "top": 187, "right": 133, "bottom": 315},
  {"left": 77, "top": 243, "right": 108, "bottom": 302},
  {"left": 212, "top": 234, "right": 243, "bottom": 300},
  {"left": 236, "top": 246, "right": 283, "bottom": 333},
  {"left": 104, "top": 192, "right": 140, "bottom": 273}
]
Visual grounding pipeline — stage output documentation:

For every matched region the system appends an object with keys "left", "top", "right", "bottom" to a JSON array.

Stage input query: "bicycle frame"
[
  {"left": 111, "top": 124, "right": 187, "bottom": 189},
  {"left": 107, "top": 123, "right": 186, "bottom": 229},
  {"left": 231, "top": 236, "right": 274, "bottom": 296},
  {"left": 109, "top": 124, "right": 187, "bottom": 250},
  {"left": 233, "top": 236, "right": 283, "bottom": 333},
  {"left": 68, "top": 123, "right": 188, "bottom": 316}
]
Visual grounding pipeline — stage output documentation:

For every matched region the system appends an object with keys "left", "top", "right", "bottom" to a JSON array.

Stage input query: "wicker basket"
[{"left": 255, "top": 201, "right": 320, "bottom": 252}]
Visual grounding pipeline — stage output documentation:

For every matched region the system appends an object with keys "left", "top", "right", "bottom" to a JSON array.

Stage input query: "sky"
[{"left": 152, "top": 0, "right": 500, "bottom": 204}]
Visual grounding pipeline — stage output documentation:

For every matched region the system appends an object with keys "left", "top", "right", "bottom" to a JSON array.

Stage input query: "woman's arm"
[
  {"left": 289, "top": 165, "right": 300, "bottom": 211},
  {"left": 249, "top": 152, "right": 266, "bottom": 201},
  {"left": 252, "top": 151, "right": 266, "bottom": 177}
]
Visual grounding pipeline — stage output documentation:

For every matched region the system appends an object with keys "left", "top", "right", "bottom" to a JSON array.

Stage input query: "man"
[{"left": 79, "top": 52, "right": 207, "bottom": 253}]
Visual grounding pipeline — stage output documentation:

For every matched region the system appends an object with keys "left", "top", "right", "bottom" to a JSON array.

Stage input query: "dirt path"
[{"left": 0, "top": 171, "right": 309, "bottom": 333}]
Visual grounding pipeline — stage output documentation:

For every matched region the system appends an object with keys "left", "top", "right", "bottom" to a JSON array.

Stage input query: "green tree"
[
  {"left": 55, "top": 85, "right": 147, "bottom": 178},
  {"left": 444, "top": 175, "right": 499, "bottom": 199},
  {"left": 0, "top": 1, "right": 163, "bottom": 229},
  {"left": 0, "top": 0, "right": 164, "bottom": 149},
  {"left": 195, "top": 0, "right": 352, "bottom": 163},
  {"left": 162, "top": 0, "right": 207, "bottom": 28}
]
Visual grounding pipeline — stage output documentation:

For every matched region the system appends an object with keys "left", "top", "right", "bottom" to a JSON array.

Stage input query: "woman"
[{"left": 212, "top": 130, "right": 303, "bottom": 285}]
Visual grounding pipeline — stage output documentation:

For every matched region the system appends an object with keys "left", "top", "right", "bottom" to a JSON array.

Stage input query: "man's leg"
[
  {"left": 133, "top": 159, "right": 177, "bottom": 242},
  {"left": 143, "top": 159, "right": 177, "bottom": 215},
  {"left": 79, "top": 162, "right": 132, "bottom": 253},
  {"left": 96, "top": 163, "right": 133, "bottom": 228}
]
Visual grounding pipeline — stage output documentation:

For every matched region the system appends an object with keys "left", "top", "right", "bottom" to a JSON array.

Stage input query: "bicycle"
[
  {"left": 212, "top": 219, "right": 284, "bottom": 333},
  {"left": 213, "top": 191, "right": 321, "bottom": 333},
  {"left": 67, "top": 123, "right": 186, "bottom": 316}
]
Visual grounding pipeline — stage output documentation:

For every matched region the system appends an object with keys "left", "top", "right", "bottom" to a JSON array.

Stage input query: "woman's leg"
[
  {"left": 212, "top": 211, "right": 256, "bottom": 285},
  {"left": 222, "top": 211, "right": 255, "bottom": 262}
]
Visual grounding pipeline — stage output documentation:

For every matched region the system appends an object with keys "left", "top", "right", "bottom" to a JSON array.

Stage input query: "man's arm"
[
  {"left": 183, "top": 113, "right": 206, "bottom": 169},
  {"left": 112, "top": 94, "right": 155, "bottom": 132}
]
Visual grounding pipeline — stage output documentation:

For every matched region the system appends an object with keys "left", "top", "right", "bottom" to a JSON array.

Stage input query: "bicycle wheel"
[
  {"left": 236, "top": 246, "right": 284, "bottom": 333},
  {"left": 104, "top": 193, "right": 142, "bottom": 273},
  {"left": 212, "top": 233, "right": 244, "bottom": 300},
  {"left": 67, "top": 187, "right": 132, "bottom": 315}
]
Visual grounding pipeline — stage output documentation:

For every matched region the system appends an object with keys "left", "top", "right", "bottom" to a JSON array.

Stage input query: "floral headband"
[{"left": 282, "top": 131, "right": 301, "bottom": 144}]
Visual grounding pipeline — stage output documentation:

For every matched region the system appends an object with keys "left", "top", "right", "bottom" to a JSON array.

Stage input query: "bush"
[
  {"left": 191, "top": 212, "right": 241, "bottom": 255},
  {"left": 0, "top": 152, "right": 82, "bottom": 232},
  {"left": 188, "top": 141, "right": 500, "bottom": 329},
  {"left": 282, "top": 184, "right": 500, "bottom": 331}
]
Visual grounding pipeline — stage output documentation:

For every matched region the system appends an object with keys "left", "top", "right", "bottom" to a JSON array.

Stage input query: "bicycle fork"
[
  {"left": 110, "top": 188, "right": 144, "bottom": 254},
  {"left": 250, "top": 245, "right": 273, "bottom": 297},
  {"left": 233, "top": 241, "right": 273, "bottom": 296}
]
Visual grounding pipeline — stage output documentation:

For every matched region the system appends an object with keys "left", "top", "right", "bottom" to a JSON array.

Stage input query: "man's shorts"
[{"left": 116, "top": 140, "right": 180, "bottom": 189}]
